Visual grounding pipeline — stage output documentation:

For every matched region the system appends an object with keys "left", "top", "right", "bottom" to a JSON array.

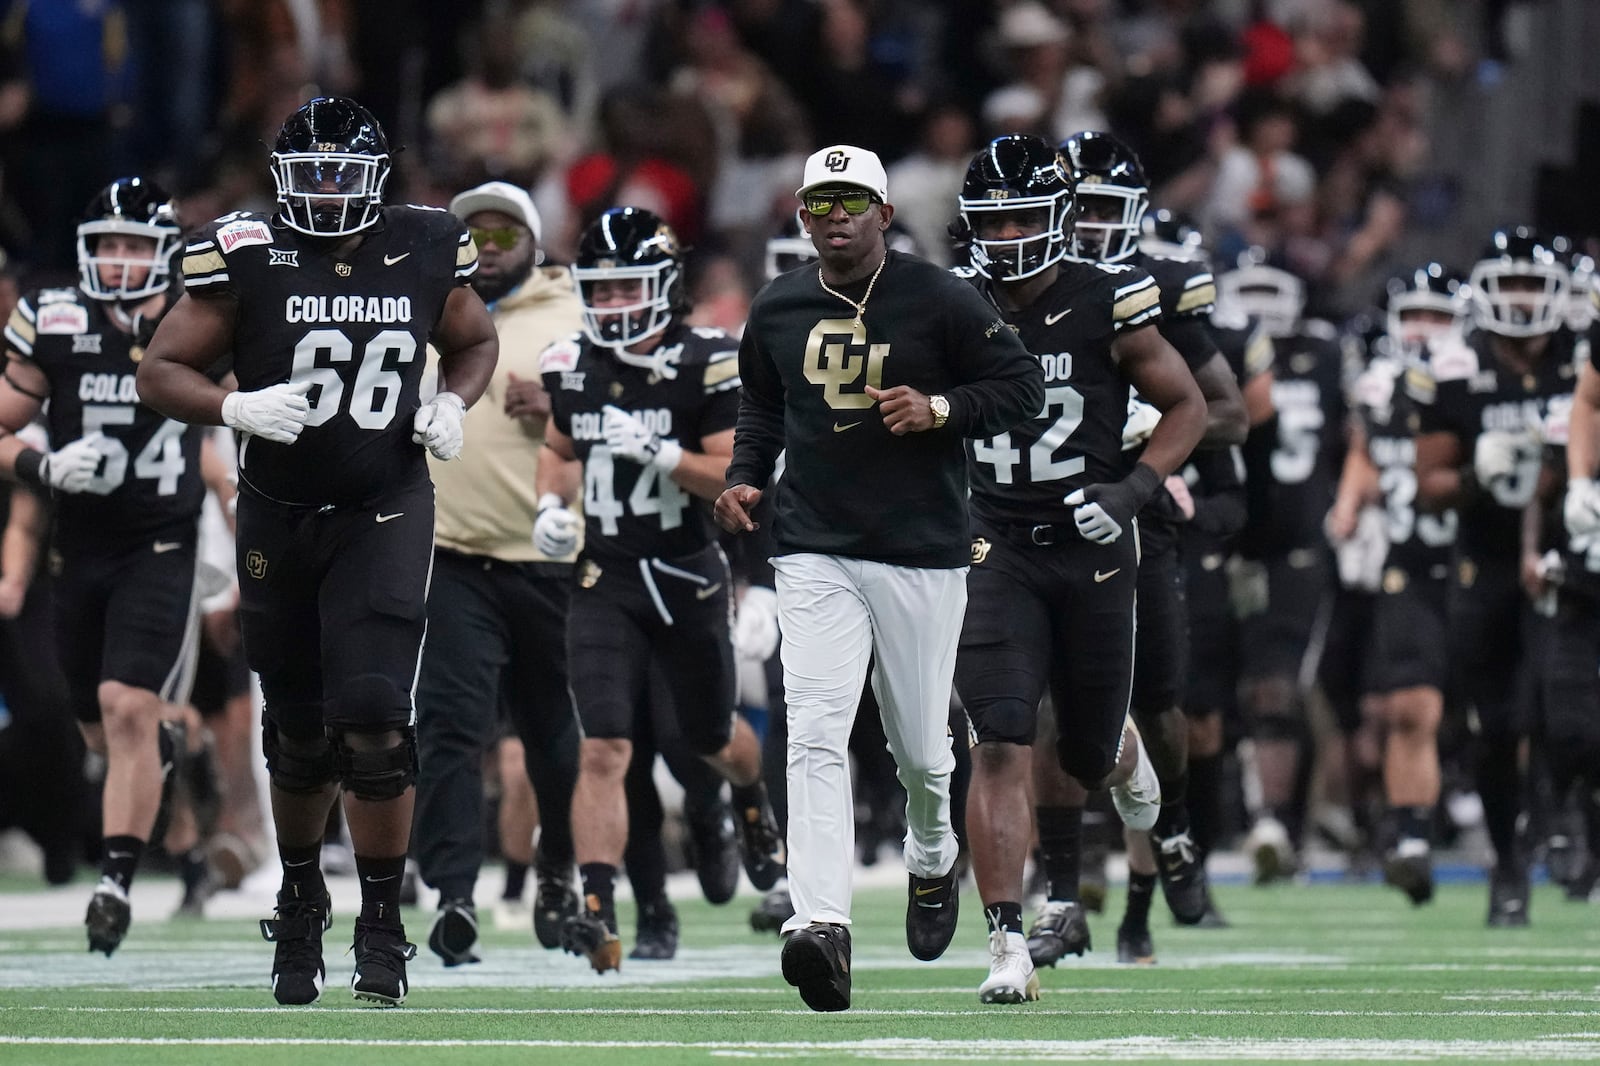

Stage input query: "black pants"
[{"left": 414, "top": 549, "right": 579, "bottom": 902}]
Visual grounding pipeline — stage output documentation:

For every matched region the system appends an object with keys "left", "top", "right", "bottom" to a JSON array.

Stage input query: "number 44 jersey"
[
  {"left": 181, "top": 206, "right": 478, "bottom": 507},
  {"left": 5, "top": 286, "right": 202, "bottom": 548},
  {"left": 541, "top": 322, "right": 741, "bottom": 564}
]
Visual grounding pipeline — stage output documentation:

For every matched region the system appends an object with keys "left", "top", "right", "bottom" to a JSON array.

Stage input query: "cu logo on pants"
[
  {"left": 245, "top": 550, "right": 268, "bottom": 580},
  {"left": 825, "top": 150, "right": 849, "bottom": 172}
]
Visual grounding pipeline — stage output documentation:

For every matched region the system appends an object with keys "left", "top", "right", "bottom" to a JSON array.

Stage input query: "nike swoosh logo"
[
  {"left": 383, "top": 252, "right": 410, "bottom": 266},
  {"left": 914, "top": 886, "right": 942, "bottom": 897},
  {"left": 364, "top": 874, "right": 397, "bottom": 883},
  {"left": 696, "top": 582, "right": 723, "bottom": 600},
  {"left": 105, "top": 851, "right": 133, "bottom": 860},
  {"left": 376, "top": 512, "right": 405, "bottom": 523},
  {"left": 1094, "top": 568, "right": 1120, "bottom": 583},
  {"left": 1045, "top": 308, "right": 1073, "bottom": 326},
  {"left": 833, "top": 422, "right": 860, "bottom": 433},
  {"left": 152, "top": 541, "right": 182, "bottom": 554}
]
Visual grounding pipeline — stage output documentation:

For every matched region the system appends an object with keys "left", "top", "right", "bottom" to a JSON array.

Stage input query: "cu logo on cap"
[{"left": 825, "top": 150, "right": 850, "bottom": 172}]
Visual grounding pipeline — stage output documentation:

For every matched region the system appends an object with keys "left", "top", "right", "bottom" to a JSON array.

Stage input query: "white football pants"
[{"left": 772, "top": 553, "right": 967, "bottom": 931}]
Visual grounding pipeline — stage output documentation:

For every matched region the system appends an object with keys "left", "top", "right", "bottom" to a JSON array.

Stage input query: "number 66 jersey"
[{"left": 181, "top": 206, "right": 477, "bottom": 506}]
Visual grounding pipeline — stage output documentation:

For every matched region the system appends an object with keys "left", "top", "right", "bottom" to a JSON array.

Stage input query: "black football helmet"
[
  {"left": 957, "top": 134, "right": 1075, "bottom": 281},
  {"left": 1139, "top": 208, "right": 1204, "bottom": 261},
  {"left": 573, "top": 206, "right": 684, "bottom": 350},
  {"left": 1383, "top": 262, "right": 1468, "bottom": 347},
  {"left": 1059, "top": 131, "right": 1149, "bottom": 264},
  {"left": 1468, "top": 226, "right": 1570, "bottom": 337},
  {"left": 271, "top": 97, "right": 391, "bottom": 237},
  {"left": 1567, "top": 249, "right": 1597, "bottom": 331},
  {"left": 76, "top": 177, "right": 182, "bottom": 302},
  {"left": 1216, "top": 247, "right": 1305, "bottom": 339}
]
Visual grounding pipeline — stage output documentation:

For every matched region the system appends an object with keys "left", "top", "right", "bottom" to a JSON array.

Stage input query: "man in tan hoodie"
[{"left": 415, "top": 181, "right": 584, "bottom": 967}]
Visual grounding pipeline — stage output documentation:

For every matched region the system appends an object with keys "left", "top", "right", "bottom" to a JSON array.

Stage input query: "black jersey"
[
  {"left": 1352, "top": 352, "right": 1455, "bottom": 581},
  {"left": 181, "top": 206, "right": 477, "bottom": 507},
  {"left": 1135, "top": 250, "right": 1218, "bottom": 373},
  {"left": 962, "top": 261, "right": 1162, "bottom": 528},
  {"left": 4, "top": 287, "right": 203, "bottom": 549},
  {"left": 1210, "top": 306, "right": 1275, "bottom": 386},
  {"left": 727, "top": 251, "right": 1044, "bottom": 569},
  {"left": 542, "top": 322, "right": 740, "bottom": 564},
  {"left": 1415, "top": 328, "right": 1579, "bottom": 561},
  {"left": 1238, "top": 321, "right": 1348, "bottom": 558}
]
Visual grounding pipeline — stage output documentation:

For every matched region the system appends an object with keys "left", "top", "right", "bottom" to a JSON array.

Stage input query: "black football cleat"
[
  {"left": 426, "top": 898, "right": 480, "bottom": 967},
  {"left": 350, "top": 919, "right": 417, "bottom": 1006},
  {"left": 260, "top": 886, "right": 332, "bottom": 1005},
  {"left": 685, "top": 801, "right": 741, "bottom": 905},
  {"left": 629, "top": 899, "right": 680, "bottom": 960},
  {"left": 906, "top": 867, "right": 960, "bottom": 961},
  {"left": 85, "top": 878, "right": 132, "bottom": 957},
  {"left": 1487, "top": 866, "right": 1530, "bottom": 928},
  {"left": 1154, "top": 827, "right": 1210, "bottom": 925},
  {"left": 1026, "top": 900, "right": 1091, "bottom": 967},
  {"left": 1383, "top": 842, "right": 1435, "bottom": 906},
  {"left": 749, "top": 883, "right": 795, "bottom": 934},
  {"left": 532, "top": 859, "right": 579, "bottom": 949},
  {"left": 781, "top": 923, "right": 851, "bottom": 1012},
  {"left": 1115, "top": 921, "right": 1156, "bottom": 965},
  {"left": 736, "top": 799, "right": 786, "bottom": 891}
]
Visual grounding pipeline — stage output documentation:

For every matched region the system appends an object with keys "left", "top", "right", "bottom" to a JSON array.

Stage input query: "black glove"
[{"left": 1063, "top": 462, "right": 1162, "bottom": 545}]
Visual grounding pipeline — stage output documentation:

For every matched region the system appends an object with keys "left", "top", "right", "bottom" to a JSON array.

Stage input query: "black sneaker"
[
  {"left": 260, "top": 886, "right": 332, "bottom": 1005},
  {"left": 85, "top": 877, "right": 131, "bottom": 957},
  {"left": 560, "top": 910, "right": 622, "bottom": 973},
  {"left": 906, "top": 867, "right": 959, "bottom": 961},
  {"left": 350, "top": 919, "right": 417, "bottom": 1006},
  {"left": 1487, "top": 865, "right": 1530, "bottom": 927},
  {"left": 1383, "top": 842, "right": 1435, "bottom": 906},
  {"left": 1026, "top": 900, "right": 1091, "bottom": 967},
  {"left": 629, "top": 899, "right": 680, "bottom": 960},
  {"left": 737, "top": 799, "right": 786, "bottom": 891},
  {"left": 532, "top": 860, "right": 579, "bottom": 949},
  {"left": 1115, "top": 921, "right": 1156, "bottom": 965},
  {"left": 781, "top": 923, "right": 851, "bottom": 1012},
  {"left": 426, "top": 898, "right": 480, "bottom": 967},
  {"left": 685, "top": 801, "right": 741, "bottom": 905},
  {"left": 749, "top": 882, "right": 795, "bottom": 934},
  {"left": 1154, "top": 828, "right": 1210, "bottom": 925}
]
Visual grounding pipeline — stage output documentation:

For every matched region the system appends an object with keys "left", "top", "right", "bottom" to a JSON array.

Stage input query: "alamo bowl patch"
[
  {"left": 217, "top": 219, "right": 274, "bottom": 253},
  {"left": 37, "top": 303, "right": 88, "bottom": 335}
]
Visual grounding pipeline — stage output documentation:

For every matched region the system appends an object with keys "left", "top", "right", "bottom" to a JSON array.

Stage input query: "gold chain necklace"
[{"left": 817, "top": 252, "right": 887, "bottom": 329}]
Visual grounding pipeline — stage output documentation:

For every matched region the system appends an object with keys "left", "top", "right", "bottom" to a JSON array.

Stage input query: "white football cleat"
[{"left": 978, "top": 930, "right": 1041, "bottom": 1004}]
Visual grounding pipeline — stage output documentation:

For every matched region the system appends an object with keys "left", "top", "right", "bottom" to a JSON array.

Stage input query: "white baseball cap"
[
  {"left": 796, "top": 145, "right": 889, "bottom": 203},
  {"left": 449, "top": 181, "right": 542, "bottom": 246}
]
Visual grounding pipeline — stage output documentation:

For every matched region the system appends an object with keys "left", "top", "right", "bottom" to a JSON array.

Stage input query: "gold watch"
[{"left": 929, "top": 394, "right": 950, "bottom": 430}]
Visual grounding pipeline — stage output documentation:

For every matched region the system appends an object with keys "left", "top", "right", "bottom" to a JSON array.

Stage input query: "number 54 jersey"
[
  {"left": 181, "top": 207, "right": 478, "bottom": 507},
  {"left": 541, "top": 322, "right": 741, "bottom": 564},
  {"left": 5, "top": 286, "right": 202, "bottom": 549}
]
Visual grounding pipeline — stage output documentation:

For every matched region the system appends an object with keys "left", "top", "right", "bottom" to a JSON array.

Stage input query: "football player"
[
  {"left": 950, "top": 134, "right": 1205, "bottom": 1002},
  {"left": 534, "top": 206, "right": 783, "bottom": 973},
  {"left": 1415, "top": 227, "right": 1579, "bottom": 925},
  {"left": 1327, "top": 264, "right": 1467, "bottom": 905},
  {"left": 1219, "top": 252, "right": 1349, "bottom": 883},
  {"left": 138, "top": 97, "right": 500, "bottom": 1005},
  {"left": 0, "top": 176, "right": 198, "bottom": 956}
]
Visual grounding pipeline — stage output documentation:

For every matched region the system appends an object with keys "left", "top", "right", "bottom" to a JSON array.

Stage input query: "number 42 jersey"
[
  {"left": 5, "top": 286, "right": 202, "bottom": 548},
  {"left": 181, "top": 206, "right": 478, "bottom": 507}
]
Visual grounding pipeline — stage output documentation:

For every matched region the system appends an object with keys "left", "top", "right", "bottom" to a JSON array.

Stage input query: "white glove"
[
  {"left": 40, "top": 433, "right": 105, "bottom": 494},
  {"left": 733, "top": 585, "right": 780, "bottom": 662},
  {"left": 412, "top": 391, "right": 466, "bottom": 461},
  {"left": 602, "top": 404, "right": 682, "bottom": 472},
  {"left": 1065, "top": 489, "right": 1124, "bottom": 544},
  {"left": 532, "top": 492, "right": 581, "bottom": 558},
  {"left": 1565, "top": 477, "right": 1600, "bottom": 539},
  {"left": 221, "top": 381, "right": 313, "bottom": 445},
  {"left": 1121, "top": 398, "right": 1161, "bottom": 451},
  {"left": 1472, "top": 429, "right": 1532, "bottom": 488}
]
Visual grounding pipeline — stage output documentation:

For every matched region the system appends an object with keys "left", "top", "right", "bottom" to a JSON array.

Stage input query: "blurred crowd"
[{"left": 0, "top": 0, "right": 1565, "bottom": 324}]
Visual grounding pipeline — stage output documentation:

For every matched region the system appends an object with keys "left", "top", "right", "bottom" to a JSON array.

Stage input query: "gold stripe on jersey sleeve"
[
  {"left": 1404, "top": 365, "right": 1436, "bottom": 403},
  {"left": 456, "top": 238, "right": 479, "bottom": 269},
  {"left": 1113, "top": 285, "right": 1160, "bottom": 324},
  {"left": 1244, "top": 330, "right": 1274, "bottom": 377},
  {"left": 1175, "top": 281, "right": 1216, "bottom": 314},
  {"left": 6, "top": 308, "right": 35, "bottom": 348},
  {"left": 702, "top": 357, "right": 740, "bottom": 389},
  {"left": 183, "top": 250, "right": 226, "bottom": 277}
]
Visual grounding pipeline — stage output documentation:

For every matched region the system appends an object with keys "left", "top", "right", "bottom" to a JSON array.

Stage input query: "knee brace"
[
  {"left": 1056, "top": 735, "right": 1118, "bottom": 791},
  {"left": 262, "top": 722, "right": 337, "bottom": 794},
  {"left": 331, "top": 726, "right": 418, "bottom": 801},
  {"left": 329, "top": 673, "right": 413, "bottom": 733}
]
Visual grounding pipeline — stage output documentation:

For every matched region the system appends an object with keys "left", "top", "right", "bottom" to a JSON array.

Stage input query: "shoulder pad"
[
  {"left": 35, "top": 287, "right": 81, "bottom": 306},
  {"left": 539, "top": 336, "right": 582, "bottom": 375},
  {"left": 1424, "top": 337, "right": 1479, "bottom": 382}
]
